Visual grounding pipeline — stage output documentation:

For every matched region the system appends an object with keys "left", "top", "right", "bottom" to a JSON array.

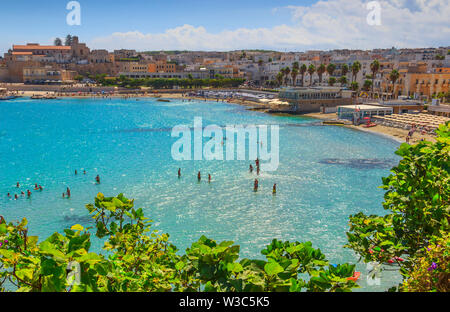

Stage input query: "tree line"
[
  {"left": 88, "top": 74, "right": 246, "bottom": 89},
  {"left": 271, "top": 60, "right": 402, "bottom": 98},
  {"left": 54, "top": 34, "right": 76, "bottom": 47}
]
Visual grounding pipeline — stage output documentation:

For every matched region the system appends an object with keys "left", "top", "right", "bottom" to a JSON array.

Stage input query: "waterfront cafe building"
[
  {"left": 337, "top": 104, "right": 393, "bottom": 125},
  {"left": 278, "top": 87, "right": 353, "bottom": 113}
]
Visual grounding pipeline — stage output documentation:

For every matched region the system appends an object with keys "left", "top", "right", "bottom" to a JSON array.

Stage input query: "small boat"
[
  {"left": 363, "top": 123, "right": 377, "bottom": 128},
  {"left": 31, "top": 95, "right": 44, "bottom": 100},
  {"left": 323, "top": 120, "right": 345, "bottom": 126},
  {"left": 157, "top": 99, "right": 171, "bottom": 103},
  {"left": 0, "top": 95, "right": 17, "bottom": 100}
]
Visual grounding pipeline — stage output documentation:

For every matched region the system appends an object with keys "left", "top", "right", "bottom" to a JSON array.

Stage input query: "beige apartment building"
[
  {"left": 148, "top": 60, "right": 176, "bottom": 73},
  {"left": 404, "top": 69, "right": 450, "bottom": 99},
  {"left": 23, "top": 66, "right": 77, "bottom": 84},
  {"left": 118, "top": 62, "right": 149, "bottom": 73}
]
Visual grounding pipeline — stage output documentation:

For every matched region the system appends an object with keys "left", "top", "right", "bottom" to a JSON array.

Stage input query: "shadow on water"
[
  {"left": 61, "top": 215, "right": 94, "bottom": 227},
  {"left": 319, "top": 158, "right": 398, "bottom": 170}
]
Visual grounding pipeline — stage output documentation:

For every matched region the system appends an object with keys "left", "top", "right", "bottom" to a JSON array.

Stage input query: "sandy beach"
[{"left": 303, "top": 112, "right": 437, "bottom": 144}]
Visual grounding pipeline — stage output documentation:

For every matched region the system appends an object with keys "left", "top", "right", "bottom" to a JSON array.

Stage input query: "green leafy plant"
[
  {"left": 0, "top": 193, "right": 358, "bottom": 292},
  {"left": 346, "top": 122, "right": 450, "bottom": 291}
]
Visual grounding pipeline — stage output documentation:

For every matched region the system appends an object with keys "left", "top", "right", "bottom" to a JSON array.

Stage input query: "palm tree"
[
  {"left": 291, "top": 68, "right": 299, "bottom": 86},
  {"left": 291, "top": 62, "right": 300, "bottom": 86},
  {"left": 276, "top": 72, "right": 284, "bottom": 87},
  {"left": 65, "top": 34, "right": 73, "bottom": 46},
  {"left": 327, "top": 63, "right": 336, "bottom": 78},
  {"left": 339, "top": 76, "right": 348, "bottom": 86},
  {"left": 284, "top": 67, "right": 291, "bottom": 86},
  {"left": 341, "top": 64, "right": 349, "bottom": 77},
  {"left": 279, "top": 68, "right": 286, "bottom": 86},
  {"left": 351, "top": 61, "right": 362, "bottom": 83},
  {"left": 317, "top": 64, "right": 326, "bottom": 84},
  {"left": 389, "top": 69, "right": 400, "bottom": 99},
  {"left": 370, "top": 60, "right": 380, "bottom": 97},
  {"left": 300, "top": 64, "right": 307, "bottom": 87},
  {"left": 351, "top": 82, "right": 359, "bottom": 92},
  {"left": 328, "top": 77, "right": 336, "bottom": 86},
  {"left": 363, "top": 80, "right": 373, "bottom": 91},
  {"left": 308, "top": 64, "right": 316, "bottom": 86}
]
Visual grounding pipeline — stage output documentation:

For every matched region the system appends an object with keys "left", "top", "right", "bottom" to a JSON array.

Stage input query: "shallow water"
[{"left": 0, "top": 97, "right": 402, "bottom": 291}]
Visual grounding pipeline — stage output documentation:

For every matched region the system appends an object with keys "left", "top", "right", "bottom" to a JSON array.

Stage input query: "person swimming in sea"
[
  {"left": 75, "top": 170, "right": 78, "bottom": 175},
  {"left": 14, "top": 194, "right": 18, "bottom": 200},
  {"left": 208, "top": 174, "right": 212, "bottom": 183},
  {"left": 27, "top": 190, "right": 31, "bottom": 197},
  {"left": 39, "top": 185, "right": 43, "bottom": 191},
  {"left": 254, "top": 179, "right": 259, "bottom": 192},
  {"left": 249, "top": 164, "right": 254, "bottom": 173},
  {"left": 178, "top": 168, "right": 181, "bottom": 178},
  {"left": 273, "top": 184, "right": 277, "bottom": 195},
  {"left": 16, "top": 182, "right": 20, "bottom": 188},
  {"left": 198, "top": 171, "right": 201, "bottom": 182},
  {"left": 83, "top": 170, "right": 86, "bottom": 175},
  {"left": 7, "top": 193, "right": 11, "bottom": 198},
  {"left": 62, "top": 192, "right": 65, "bottom": 198},
  {"left": 96, "top": 175, "right": 101, "bottom": 184},
  {"left": 66, "top": 187, "right": 71, "bottom": 198}
]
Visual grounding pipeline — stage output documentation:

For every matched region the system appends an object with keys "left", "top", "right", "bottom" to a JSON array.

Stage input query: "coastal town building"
[
  {"left": 279, "top": 87, "right": 353, "bottom": 113},
  {"left": 23, "top": 66, "right": 77, "bottom": 84},
  {"left": 113, "top": 49, "right": 137, "bottom": 60},
  {"left": 148, "top": 60, "right": 176, "bottom": 73},
  {"left": 428, "top": 104, "right": 450, "bottom": 117},
  {"left": 337, "top": 104, "right": 393, "bottom": 124},
  {"left": 403, "top": 68, "right": 450, "bottom": 99}
]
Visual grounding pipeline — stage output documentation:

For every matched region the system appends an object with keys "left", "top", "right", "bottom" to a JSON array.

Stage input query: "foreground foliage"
[
  {"left": 346, "top": 122, "right": 450, "bottom": 291},
  {"left": 0, "top": 193, "right": 358, "bottom": 292}
]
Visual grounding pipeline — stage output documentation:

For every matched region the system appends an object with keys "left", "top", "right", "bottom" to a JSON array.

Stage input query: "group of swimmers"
[
  {"left": 178, "top": 169, "right": 212, "bottom": 184},
  {"left": 177, "top": 157, "right": 277, "bottom": 195},
  {"left": 7, "top": 182, "right": 43, "bottom": 200},
  {"left": 63, "top": 170, "right": 101, "bottom": 198},
  {"left": 5, "top": 170, "right": 103, "bottom": 201},
  {"left": 251, "top": 158, "right": 277, "bottom": 194}
]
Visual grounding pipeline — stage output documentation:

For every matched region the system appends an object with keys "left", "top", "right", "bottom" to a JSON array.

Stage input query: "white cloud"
[{"left": 89, "top": 0, "right": 450, "bottom": 51}]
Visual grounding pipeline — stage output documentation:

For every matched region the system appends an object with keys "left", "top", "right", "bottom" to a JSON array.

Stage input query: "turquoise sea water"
[{"left": 0, "top": 97, "right": 402, "bottom": 290}]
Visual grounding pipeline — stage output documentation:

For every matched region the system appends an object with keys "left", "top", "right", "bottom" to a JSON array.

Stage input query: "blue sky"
[{"left": 0, "top": 0, "right": 448, "bottom": 54}]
